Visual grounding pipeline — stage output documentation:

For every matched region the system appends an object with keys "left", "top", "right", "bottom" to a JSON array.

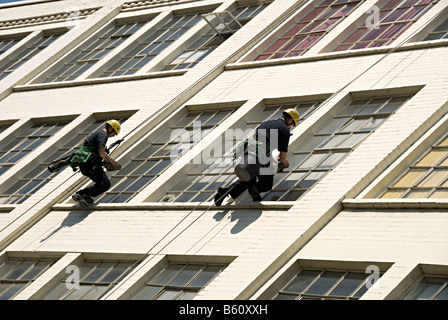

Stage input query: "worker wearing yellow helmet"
[
  {"left": 72, "top": 120, "right": 122, "bottom": 207},
  {"left": 214, "top": 109, "right": 299, "bottom": 206}
]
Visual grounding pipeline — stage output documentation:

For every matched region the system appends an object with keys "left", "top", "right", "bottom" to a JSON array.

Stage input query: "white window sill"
[
  {"left": 227, "top": 39, "right": 448, "bottom": 71},
  {"left": 342, "top": 198, "right": 448, "bottom": 210},
  {"left": 14, "top": 69, "right": 187, "bottom": 91},
  {"left": 52, "top": 201, "right": 295, "bottom": 211}
]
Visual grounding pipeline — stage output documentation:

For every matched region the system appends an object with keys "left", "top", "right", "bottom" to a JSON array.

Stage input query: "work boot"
[
  {"left": 72, "top": 192, "right": 94, "bottom": 208},
  {"left": 248, "top": 185, "right": 262, "bottom": 202},
  {"left": 48, "top": 158, "right": 70, "bottom": 173},
  {"left": 214, "top": 187, "right": 230, "bottom": 207}
]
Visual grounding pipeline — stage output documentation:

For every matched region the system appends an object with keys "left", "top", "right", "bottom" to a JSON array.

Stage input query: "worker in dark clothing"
[
  {"left": 214, "top": 109, "right": 299, "bottom": 206},
  {"left": 71, "top": 120, "right": 122, "bottom": 207}
]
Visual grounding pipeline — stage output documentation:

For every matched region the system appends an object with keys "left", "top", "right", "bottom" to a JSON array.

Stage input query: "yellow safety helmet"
[
  {"left": 283, "top": 108, "right": 300, "bottom": 126},
  {"left": 106, "top": 119, "right": 121, "bottom": 135}
]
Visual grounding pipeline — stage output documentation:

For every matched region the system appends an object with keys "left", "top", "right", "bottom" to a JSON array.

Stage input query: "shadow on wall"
[
  {"left": 40, "top": 210, "right": 91, "bottom": 243},
  {"left": 213, "top": 210, "right": 262, "bottom": 234}
]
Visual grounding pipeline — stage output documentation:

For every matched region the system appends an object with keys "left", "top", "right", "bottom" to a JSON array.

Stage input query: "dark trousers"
[
  {"left": 78, "top": 160, "right": 111, "bottom": 197},
  {"left": 228, "top": 174, "right": 274, "bottom": 199}
]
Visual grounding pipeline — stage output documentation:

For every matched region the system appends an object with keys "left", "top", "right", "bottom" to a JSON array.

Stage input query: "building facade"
[{"left": 0, "top": 0, "right": 447, "bottom": 300}]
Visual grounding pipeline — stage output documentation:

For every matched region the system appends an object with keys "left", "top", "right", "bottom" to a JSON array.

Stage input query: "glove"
[{"left": 102, "top": 160, "right": 119, "bottom": 171}]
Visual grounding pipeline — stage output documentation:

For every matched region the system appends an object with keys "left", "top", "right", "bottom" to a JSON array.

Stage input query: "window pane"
[
  {"left": 283, "top": 270, "right": 321, "bottom": 293},
  {"left": 175, "top": 291, "right": 197, "bottom": 300},
  {"left": 155, "top": 289, "right": 181, "bottom": 300},
  {"left": 151, "top": 265, "right": 183, "bottom": 285},
  {"left": 84, "top": 262, "right": 115, "bottom": 282},
  {"left": 101, "top": 262, "right": 132, "bottom": 283},
  {"left": 64, "top": 284, "right": 92, "bottom": 300},
  {"left": 392, "top": 169, "right": 426, "bottom": 187},
  {"left": 169, "top": 265, "right": 202, "bottom": 287},
  {"left": 189, "top": 265, "right": 223, "bottom": 287},
  {"left": 81, "top": 286, "right": 109, "bottom": 300},
  {"left": 434, "top": 286, "right": 448, "bottom": 300},
  {"left": 328, "top": 273, "right": 367, "bottom": 297},
  {"left": 305, "top": 271, "right": 345, "bottom": 295},
  {"left": 0, "top": 283, "right": 25, "bottom": 300},
  {"left": 404, "top": 278, "right": 446, "bottom": 300},
  {"left": 418, "top": 169, "right": 448, "bottom": 187},
  {"left": 43, "top": 283, "right": 68, "bottom": 300},
  {"left": 130, "top": 285, "right": 161, "bottom": 300},
  {"left": 415, "top": 150, "right": 447, "bottom": 167}
]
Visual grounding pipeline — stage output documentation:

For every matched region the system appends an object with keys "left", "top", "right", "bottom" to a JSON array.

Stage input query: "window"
[
  {"left": 0, "top": 120, "right": 70, "bottom": 176},
  {"left": 0, "top": 33, "right": 63, "bottom": 80},
  {"left": 404, "top": 277, "right": 448, "bottom": 300},
  {"left": 99, "top": 11, "right": 211, "bottom": 77},
  {"left": 377, "top": 130, "right": 448, "bottom": 199},
  {"left": 159, "top": 101, "right": 321, "bottom": 203},
  {"left": 164, "top": 2, "right": 270, "bottom": 70},
  {"left": 273, "top": 268, "right": 380, "bottom": 300},
  {"left": 264, "top": 96, "right": 411, "bottom": 201},
  {"left": 333, "top": 0, "right": 439, "bottom": 52},
  {"left": 95, "top": 108, "right": 234, "bottom": 204},
  {"left": 423, "top": 16, "right": 448, "bottom": 40},
  {"left": 0, "top": 258, "right": 55, "bottom": 300},
  {"left": 0, "top": 37, "right": 23, "bottom": 56},
  {"left": 0, "top": 123, "right": 12, "bottom": 135},
  {"left": 254, "top": 0, "right": 362, "bottom": 61},
  {"left": 130, "top": 263, "right": 226, "bottom": 300},
  {"left": 0, "top": 117, "right": 128, "bottom": 205},
  {"left": 35, "top": 20, "right": 147, "bottom": 83},
  {"left": 42, "top": 259, "right": 138, "bottom": 300}
]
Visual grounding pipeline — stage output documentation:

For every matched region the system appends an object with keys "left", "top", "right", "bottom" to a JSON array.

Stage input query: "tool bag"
[
  {"left": 69, "top": 145, "right": 95, "bottom": 170},
  {"left": 234, "top": 138, "right": 271, "bottom": 182},
  {"left": 233, "top": 138, "right": 270, "bottom": 160}
]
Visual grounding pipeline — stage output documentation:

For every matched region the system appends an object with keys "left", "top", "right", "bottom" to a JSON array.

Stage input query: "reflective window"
[
  {"left": 377, "top": 129, "right": 448, "bottom": 199},
  {"left": 0, "top": 33, "right": 63, "bottom": 80},
  {"left": 95, "top": 108, "right": 235, "bottom": 204},
  {"left": 0, "top": 120, "right": 70, "bottom": 176},
  {"left": 160, "top": 101, "right": 321, "bottom": 203},
  {"left": 130, "top": 263, "right": 226, "bottom": 300},
  {"left": 35, "top": 20, "right": 147, "bottom": 83},
  {"left": 0, "top": 258, "right": 55, "bottom": 300},
  {"left": 423, "top": 16, "right": 448, "bottom": 40},
  {"left": 42, "top": 260, "right": 138, "bottom": 300},
  {"left": 266, "top": 96, "right": 411, "bottom": 201},
  {"left": 164, "top": 2, "right": 270, "bottom": 70},
  {"left": 254, "top": 0, "right": 362, "bottom": 60},
  {"left": 404, "top": 277, "right": 448, "bottom": 300},
  {"left": 0, "top": 117, "right": 128, "bottom": 205},
  {"left": 273, "top": 268, "right": 380, "bottom": 300},
  {"left": 333, "top": 0, "right": 439, "bottom": 52},
  {"left": 0, "top": 37, "right": 23, "bottom": 56},
  {"left": 99, "top": 11, "right": 211, "bottom": 77}
]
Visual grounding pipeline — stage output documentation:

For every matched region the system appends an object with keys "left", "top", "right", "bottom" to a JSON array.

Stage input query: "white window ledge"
[
  {"left": 14, "top": 69, "right": 187, "bottom": 91},
  {"left": 342, "top": 198, "right": 448, "bottom": 210},
  {"left": 52, "top": 201, "right": 295, "bottom": 211},
  {"left": 227, "top": 39, "right": 448, "bottom": 71}
]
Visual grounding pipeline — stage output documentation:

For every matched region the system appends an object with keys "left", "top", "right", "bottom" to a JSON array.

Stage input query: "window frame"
[
  {"left": 90, "top": 105, "right": 237, "bottom": 204},
  {"left": 0, "top": 114, "right": 131, "bottom": 205},
  {"left": 41, "top": 258, "right": 140, "bottom": 300},
  {"left": 162, "top": 1, "right": 272, "bottom": 71},
  {"left": 0, "top": 256, "right": 56, "bottom": 300},
  {"left": 329, "top": 0, "right": 440, "bottom": 52},
  {"left": 256, "top": 259, "right": 391, "bottom": 300},
  {"left": 157, "top": 99, "right": 323, "bottom": 204},
  {"left": 130, "top": 262, "right": 227, "bottom": 300},
  {"left": 243, "top": 0, "right": 363, "bottom": 62},
  {"left": 30, "top": 18, "right": 150, "bottom": 84},
  {"left": 262, "top": 95, "right": 412, "bottom": 202},
  {"left": 0, "top": 117, "right": 73, "bottom": 178},
  {"left": 0, "top": 31, "right": 65, "bottom": 80}
]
